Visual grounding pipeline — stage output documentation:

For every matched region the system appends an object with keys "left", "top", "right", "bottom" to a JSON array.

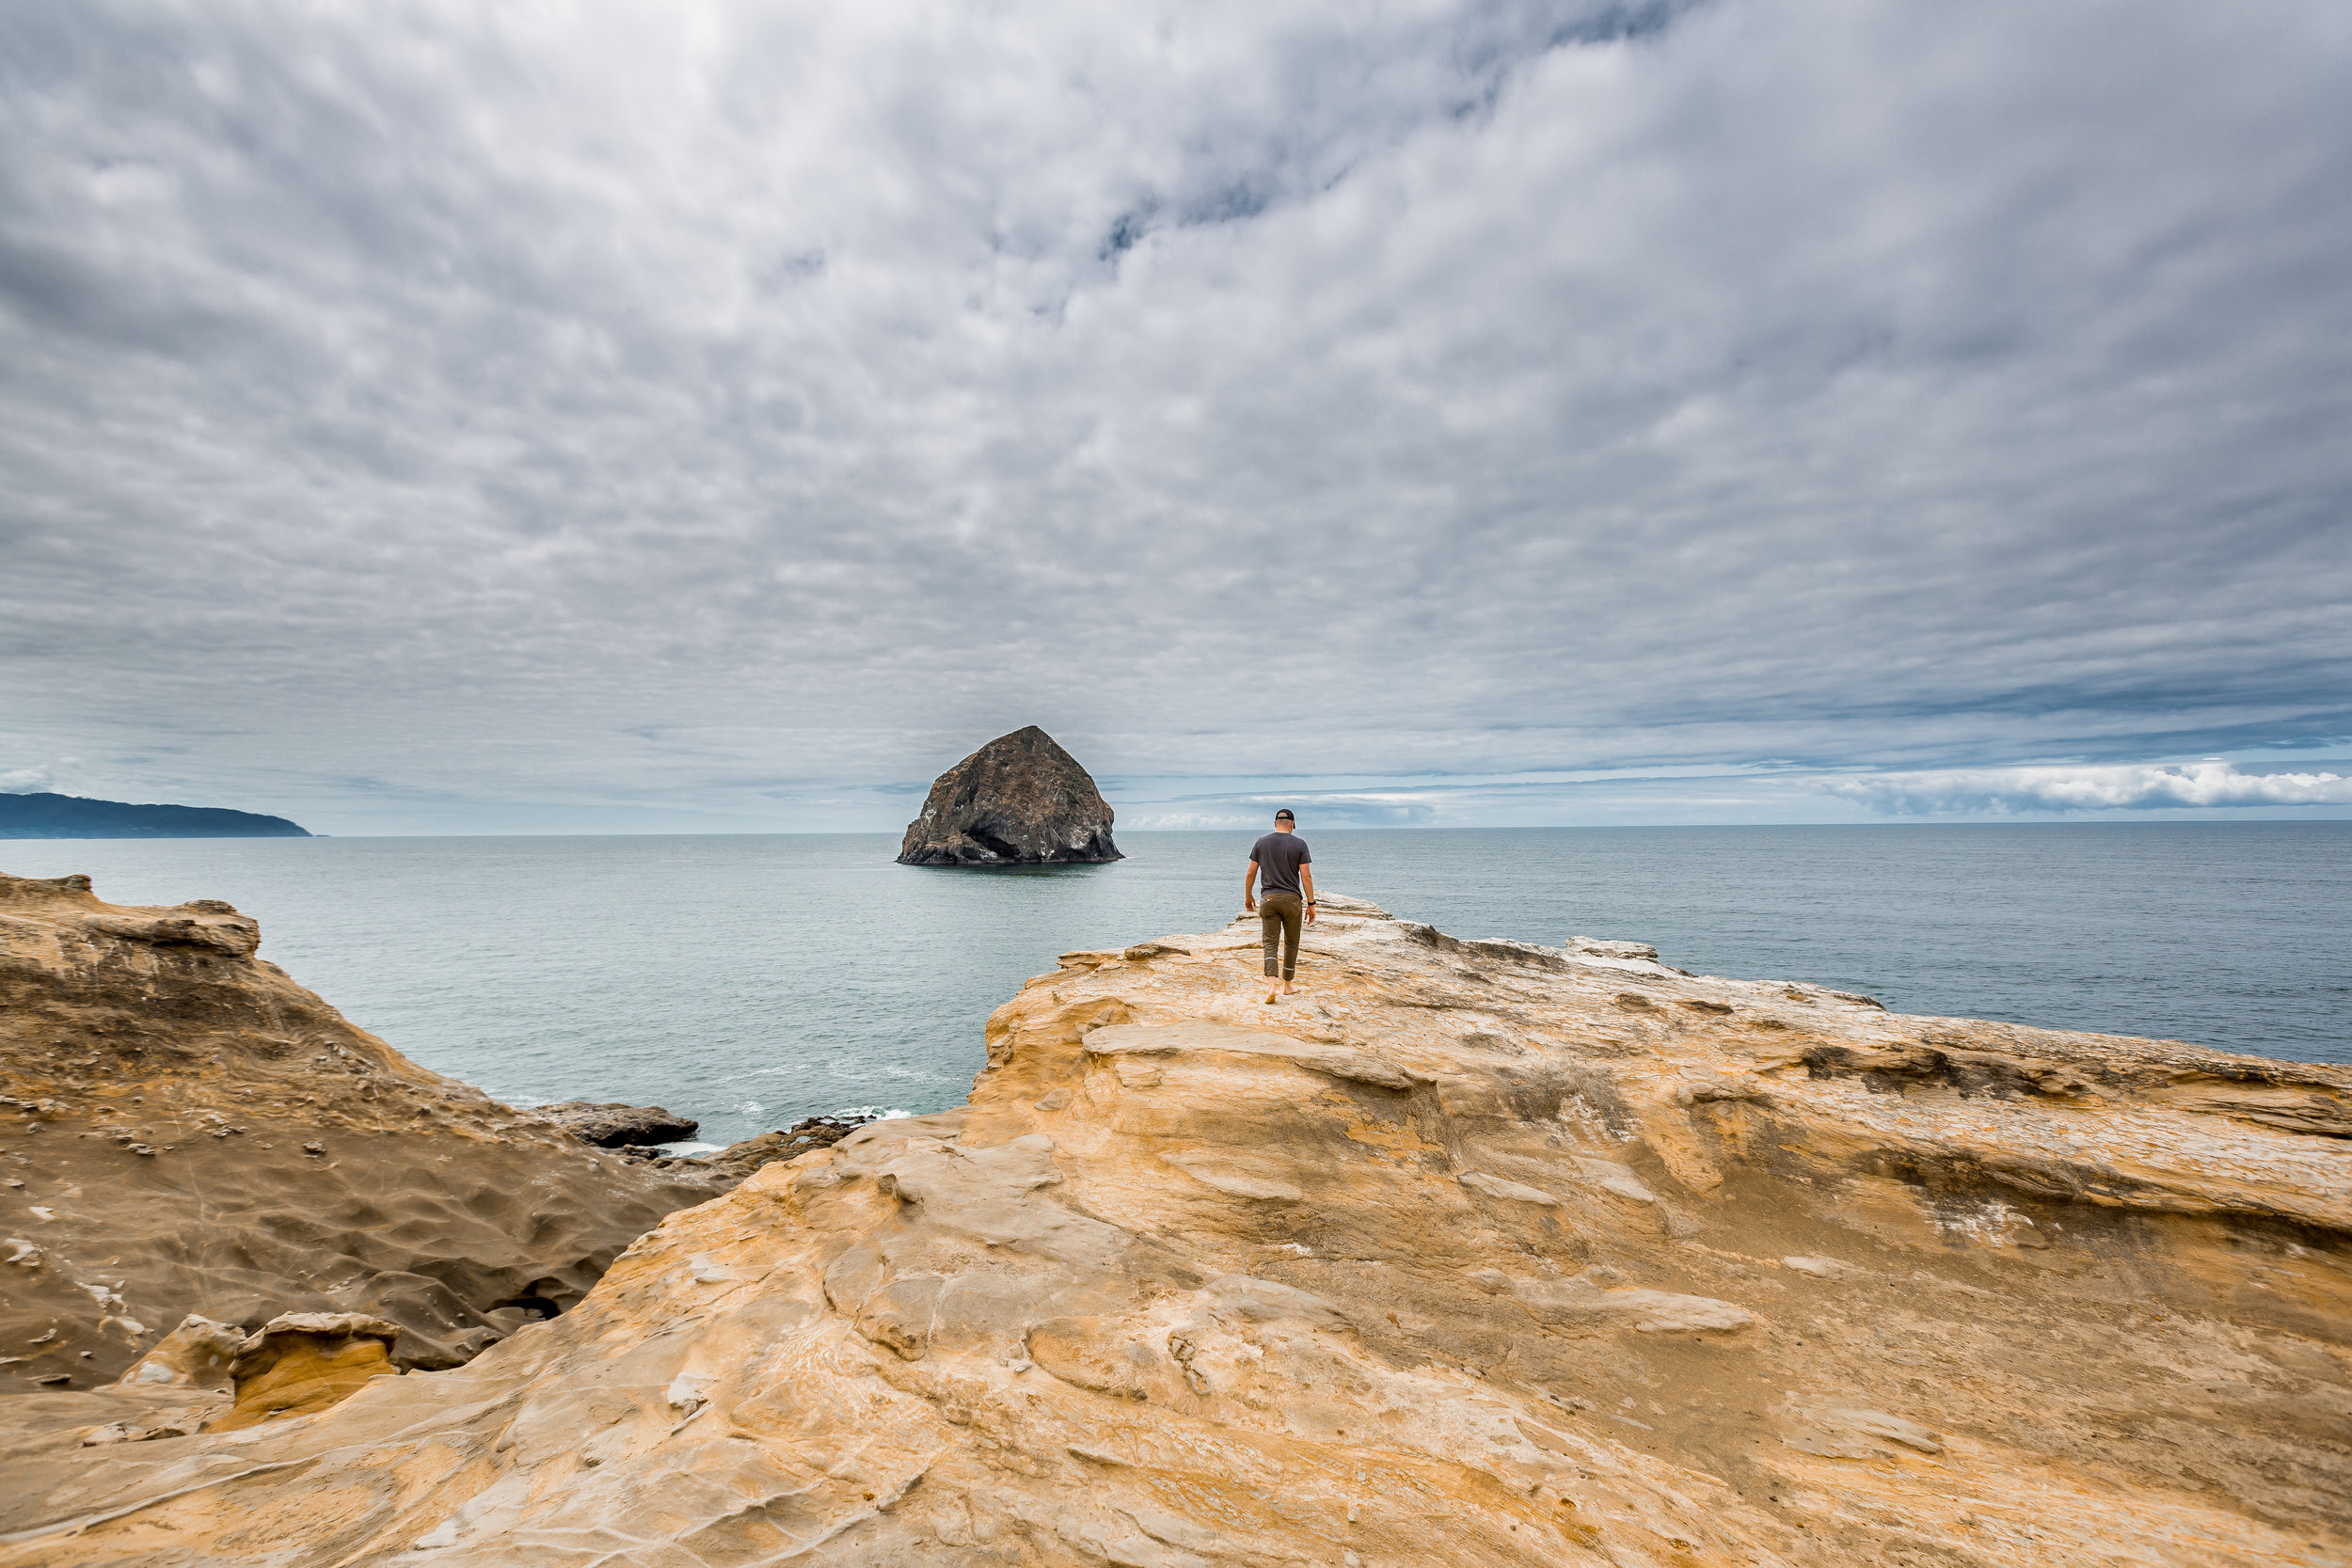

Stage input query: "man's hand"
[
  {"left": 1244, "top": 898, "right": 1257, "bottom": 914},
  {"left": 1306, "top": 902, "right": 1317, "bottom": 924}
]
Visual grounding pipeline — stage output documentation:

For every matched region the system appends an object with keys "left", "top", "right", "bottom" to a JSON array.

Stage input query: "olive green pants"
[{"left": 1260, "top": 893, "right": 1303, "bottom": 980}]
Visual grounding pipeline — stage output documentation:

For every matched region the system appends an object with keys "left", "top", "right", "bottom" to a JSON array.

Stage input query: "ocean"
[{"left": 6, "top": 824, "right": 2346, "bottom": 1148}]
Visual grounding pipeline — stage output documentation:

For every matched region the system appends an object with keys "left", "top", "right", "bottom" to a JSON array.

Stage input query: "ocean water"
[{"left": 5, "top": 824, "right": 2345, "bottom": 1148}]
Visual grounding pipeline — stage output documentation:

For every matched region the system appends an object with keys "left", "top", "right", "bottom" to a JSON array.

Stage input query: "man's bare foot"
[{"left": 1264, "top": 987, "right": 1279, "bottom": 1004}]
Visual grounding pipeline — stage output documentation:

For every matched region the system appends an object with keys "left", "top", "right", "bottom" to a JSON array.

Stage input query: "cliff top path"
[{"left": 4, "top": 892, "right": 2347, "bottom": 1566}]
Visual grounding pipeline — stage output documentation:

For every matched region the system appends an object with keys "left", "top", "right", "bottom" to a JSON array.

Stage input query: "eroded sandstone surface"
[
  {"left": 898, "top": 725, "right": 1121, "bottom": 865},
  {"left": 0, "top": 871, "right": 733, "bottom": 1387},
  {"left": 4, "top": 895, "right": 2347, "bottom": 1565}
]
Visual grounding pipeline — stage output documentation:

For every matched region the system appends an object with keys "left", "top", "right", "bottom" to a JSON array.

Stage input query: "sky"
[{"left": 2, "top": 0, "right": 2348, "bottom": 835}]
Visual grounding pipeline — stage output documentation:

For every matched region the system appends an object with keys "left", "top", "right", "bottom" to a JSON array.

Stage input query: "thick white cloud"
[
  {"left": 1824, "top": 761, "right": 2352, "bottom": 816},
  {"left": 1, "top": 0, "right": 2347, "bottom": 830}
]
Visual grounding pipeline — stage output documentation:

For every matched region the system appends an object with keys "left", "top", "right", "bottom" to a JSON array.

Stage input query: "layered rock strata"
[
  {"left": 4, "top": 897, "right": 2347, "bottom": 1566},
  {"left": 898, "top": 725, "right": 1121, "bottom": 865},
  {"left": 207, "top": 1312, "right": 405, "bottom": 1433},
  {"left": 0, "top": 872, "right": 733, "bottom": 1387}
]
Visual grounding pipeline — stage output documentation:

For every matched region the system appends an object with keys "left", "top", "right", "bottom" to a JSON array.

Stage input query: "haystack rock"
[
  {"left": 0, "top": 871, "right": 739, "bottom": 1393},
  {"left": 6, "top": 896, "right": 2346, "bottom": 1565},
  {"left": 898, "top": 725, "right": 1120, "bottom": 865}
]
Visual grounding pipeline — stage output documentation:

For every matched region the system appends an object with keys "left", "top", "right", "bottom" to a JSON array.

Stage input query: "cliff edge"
[
  {"left": 0, "top": 872, "right": 731, "bottom": 1392},
  {"left": 4, "top": 896, "right": 2346, "bottom": 1565},
  {"left": 898, "top": 726, "right": 1121, "bottom": 865}
]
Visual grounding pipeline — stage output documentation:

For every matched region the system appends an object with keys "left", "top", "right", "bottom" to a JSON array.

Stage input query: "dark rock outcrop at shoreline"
[
  {"left": 534, "top": 1101, "right": 698, "bottom": 1147},
  {"left": 0, "top": 872, "right": 733, "bottom": 1390},
  {"left": 599, "top": 1112, "right": 879, "bottom": 1180},
  {"left": 897, "top": 724, "right": 1121, "bottom": 865},
  {"left": 686, "top": 1111, "right": 875, "bottom": 1177},
  {"left": 0, "top": 792, "right": 310, "bottom": 839}
]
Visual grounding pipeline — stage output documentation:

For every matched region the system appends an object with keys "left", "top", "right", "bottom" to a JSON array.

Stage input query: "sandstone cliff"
[
  {"left": 0, "top": 872, "right": 732, "bottom": 1390},
  {"left": 898, "top": 726, "right": 1121, "bottom": 865},
  {"left": 5, "top": 896, "right": 2347, "bottom": 1566}
]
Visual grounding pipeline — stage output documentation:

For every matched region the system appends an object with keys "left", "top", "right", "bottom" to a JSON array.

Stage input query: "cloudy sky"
[{"left": 2, "top": 0, "right": 2347, "bottom": 834}]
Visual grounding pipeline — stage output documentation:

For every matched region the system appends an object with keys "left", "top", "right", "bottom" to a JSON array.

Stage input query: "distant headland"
[{"left": 0, "top": 792, "right": 310, "bottom": 839}]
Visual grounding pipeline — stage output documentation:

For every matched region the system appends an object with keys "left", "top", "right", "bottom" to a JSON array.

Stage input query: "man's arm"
[
  {"left": 1302, "top": 861, "right": 1316, "bottom": 922},
  {"left": 1244, "top": 860, "right": 1260, "bottom": 913}
]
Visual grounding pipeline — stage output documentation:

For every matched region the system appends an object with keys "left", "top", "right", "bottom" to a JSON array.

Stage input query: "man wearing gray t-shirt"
[{"left": 1244, "top": 809, "right": 1316, "bottom": 1002}]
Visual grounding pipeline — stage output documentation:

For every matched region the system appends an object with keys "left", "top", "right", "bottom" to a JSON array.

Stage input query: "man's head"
[{"left": 1274, "top": 809, "right": 1295, "bottom": 832}]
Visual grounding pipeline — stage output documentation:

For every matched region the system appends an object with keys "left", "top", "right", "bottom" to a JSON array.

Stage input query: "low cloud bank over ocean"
[
  {"left": 1108, "top": 762, "right": 2352, "bottom": 832},
  {"left": 1824, "top": 762, "right": 2352, "bottom": 817}
]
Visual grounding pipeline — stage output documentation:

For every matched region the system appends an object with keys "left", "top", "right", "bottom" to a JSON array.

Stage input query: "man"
[{"left": 1243, "top": 808, "right": 1315, "bottom": 1003}]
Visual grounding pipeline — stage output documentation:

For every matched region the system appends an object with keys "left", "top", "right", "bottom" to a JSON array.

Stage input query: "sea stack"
[{"left": 897, "top": 725, "right": 1121, "bottom": 865}]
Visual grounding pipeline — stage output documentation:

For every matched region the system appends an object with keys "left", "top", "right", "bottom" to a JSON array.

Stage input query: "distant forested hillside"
[{"left": 0, "top": 793, "right": 310, "bottom": 839}]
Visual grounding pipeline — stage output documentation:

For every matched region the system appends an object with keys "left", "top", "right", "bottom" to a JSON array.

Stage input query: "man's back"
[{"left": 1252, "top": 831, "right": 1311, "bottom": 898}]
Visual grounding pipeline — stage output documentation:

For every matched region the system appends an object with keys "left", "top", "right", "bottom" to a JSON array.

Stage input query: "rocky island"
[
  {"left": 898, "top": 726, "right": 1121, "bottom": 865},
  {"left": 2, "top": 889, "right": 2345, "bottom": 1563}
]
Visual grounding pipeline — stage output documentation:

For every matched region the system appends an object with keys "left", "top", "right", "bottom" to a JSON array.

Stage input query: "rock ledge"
[
  {"left": 5, "top": 896, "right": 2346, "bottom": 1566},
  {"left": 0, "top": 871, "right": 735, "bottom": 1388}
]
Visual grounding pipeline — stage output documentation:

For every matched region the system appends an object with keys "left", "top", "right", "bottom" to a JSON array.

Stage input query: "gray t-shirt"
[{"left": 1251, "top": 832, "right": 1311, "bottom": 899}]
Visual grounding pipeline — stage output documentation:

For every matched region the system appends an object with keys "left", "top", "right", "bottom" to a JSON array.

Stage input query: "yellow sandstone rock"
[
  {"left": 109, "top": 1314, "right": 243, "bottom": 1393},
  {"left": 2, "top": 896, "right": 2345, "bottom": 1565},
  {"left": 205, "top": 1312, "right": 404, "bottom": 1432}
]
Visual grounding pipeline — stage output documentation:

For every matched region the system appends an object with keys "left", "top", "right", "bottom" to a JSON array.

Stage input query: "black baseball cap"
[{"left": 1274, "top": 808, "right": 1295, "bottom": 821}]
